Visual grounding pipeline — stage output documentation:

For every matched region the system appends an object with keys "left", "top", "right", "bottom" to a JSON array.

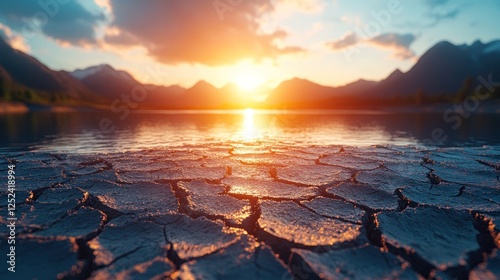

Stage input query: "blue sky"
[{"left": 0, "top": 0, "right": 498, "bottom": 89}]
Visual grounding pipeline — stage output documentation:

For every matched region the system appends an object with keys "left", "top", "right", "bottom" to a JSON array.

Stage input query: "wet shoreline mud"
[{"left": 1, "top": 144, "right": 499, "bottom": 279}]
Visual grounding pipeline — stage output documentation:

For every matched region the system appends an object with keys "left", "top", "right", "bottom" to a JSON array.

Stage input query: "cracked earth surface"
[{"left": 1, "top": 143, "right": 499, "bottom": 279}]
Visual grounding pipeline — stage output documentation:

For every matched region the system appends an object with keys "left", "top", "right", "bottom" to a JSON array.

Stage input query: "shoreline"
[{"left": 1, "top": 100, "right": 500, "bottom": 114}]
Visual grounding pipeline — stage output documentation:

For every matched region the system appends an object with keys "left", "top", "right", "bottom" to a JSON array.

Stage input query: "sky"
[{"left": 0, "top": 0, "right": 499, "bottom": 90}]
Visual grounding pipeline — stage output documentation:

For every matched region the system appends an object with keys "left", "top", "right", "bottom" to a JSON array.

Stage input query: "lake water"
[{"left": 1, "top": 109, "right": 500, "bottom": 153}]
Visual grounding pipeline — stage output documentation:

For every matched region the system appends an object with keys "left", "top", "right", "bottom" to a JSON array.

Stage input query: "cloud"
[
  {"left": 0, "top": 1, "right": 104, "bottom": 45},
  {"left": 396, "top": 0, "right": 462, "bottom": 29},
  {"left": 104, "top": 0, "right": 303, "bottom": 66},
  {"left": 423, "top": 0, "right": 461, "bottom": 27},
  {"left": 327, "top": 32, "right": 416, "bottom": 60},
  {"left": 428, "top": 8, "right": 459, "bottom": 24},
  {"left": 369, "top": 33, "right": 416, "bottom": 59},
  {"left": 424, "top": 0, "right": 450, "bottom": 6},
  {"left": 0, "top": 23, "right": 30, "bottom": 52},
  {"left": 369, "top": 33, "right": 415, "bottom": 48},
  {"left": 94, "top": 0, "right": 112, "bottom": 12},
  {"left": 326, "top": 32, "right": 358, "bottom": 50},
  {"left": 276, "top": 0, "right": 326, "bottom": 14}
]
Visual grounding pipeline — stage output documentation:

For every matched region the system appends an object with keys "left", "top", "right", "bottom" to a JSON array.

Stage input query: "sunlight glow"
[
  {"left": 234, "top": 68, "right": 265, "bottom": 91},
  {"left": 242, "top": 108, "right": 258, "bottom": 140}
]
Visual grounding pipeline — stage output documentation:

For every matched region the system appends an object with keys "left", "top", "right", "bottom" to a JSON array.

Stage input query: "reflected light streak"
[{"left": 241, "top": 108, "right": 259, "bottom": 141}]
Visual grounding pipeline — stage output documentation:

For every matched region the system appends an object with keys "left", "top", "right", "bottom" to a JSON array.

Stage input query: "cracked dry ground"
[{"left": 1, "top": 143, "right": 499, "bottom": 280}]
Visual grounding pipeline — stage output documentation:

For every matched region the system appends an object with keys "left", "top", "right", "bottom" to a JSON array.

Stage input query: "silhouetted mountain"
[
  {"left": 172, "top": 80, "right": 222, "bottom": 108},
  {"left": 0, "top": 65, "right": 11, "bottom": 81},
  {"left": 2, "top": 37, "right": 499, "bottom": 110},
  {"left": 334, "top": 79, "right": 378, "bottom": 96},
  {"left": 267, "top": 78, "right": 336, "bottom": 106},
  {"left": 70, "top": 64, "right": 190, "bottom": 108},
  {"left": 141, "top": 85, "right": 187, "bottom": 109},
  {"left": 385, "top": 69, "right": 404, "bottom": 82},
  {"left": 70, "top": 64, "right": 141, "bottom": 100},
  {"left": 366, "top": 40, "right": 500, "bottom": 97},
  {"left": 0, "top": 38, "right": 100, "bottom": 103},
  {"left": 153, "top": 85, "right": 185, "bottom": 96},
  {"left": 266, "top": 77, "right": 380, "bottom": 107},
  {"left": 266, "top": 40, "right": 500, "bottom": 107}
]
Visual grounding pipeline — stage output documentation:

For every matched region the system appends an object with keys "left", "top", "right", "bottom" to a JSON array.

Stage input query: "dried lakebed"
[{"left": 0, "top": 144, "right": 499, "bottom": 279}]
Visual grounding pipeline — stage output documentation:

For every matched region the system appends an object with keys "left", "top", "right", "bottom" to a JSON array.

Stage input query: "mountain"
[
  {"left": 384, "top": 69, "right": 404, "bottom": 82},
  {"left": 69, "top": 64, "right": 141, "bottom": 100},
  {"left": 71, "top": 64, "right": 135, "bottom": 81},
  {"left": 0, "top": 38, "right": 103, "bottom": 104},
  {"left": 0, "top": 65, "right": 11, "bottom": 81},
  {"left": 366, "top": 40, "right": 500, "bottom": 97},
  {"left": 72, "top": 37, "right": 500, "bottom": 109},
  {"left": 265, "top": 40, "right": 500, "bottom": 107},
  {"left": 173, "top": 80, "right": 223, "bottom": 108},
  {"left": 265, "top": 77, "right": 380, "bottom": 108},
  {"left": 333, "top": 79, "right": 379, "bottom": 96},
  {"left": 70, "top": 64, "right": 189, "bottom": 109},
  {"left": 2, "top": 37, "right": 499, "bottom": 110},
  {"left": 266, "top": 78, "right": 336, "bottom": 106}
]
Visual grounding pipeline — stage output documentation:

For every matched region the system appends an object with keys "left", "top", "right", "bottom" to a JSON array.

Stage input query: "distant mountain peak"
[
  {"left": 70, "top": 64, "right": 139, "bottom": 85},
  {"left": 194, "top": 79, "right": 210, "bottom": 85},
  {"left": 434, "top": 40, "right": 454, "bottom": 47},
  {"left": 471, "top": 39, "right": 484, "bottom": 47},
  {"left": 290, "top": 77, "right": 311, "bottom": 83},
  {"left": 484, "top": 40, "right": 500, "bottom": 54},
  {"left": 391, "top": 68, "right": 403, "bottom": 74},
  {"left": 387, "top": 69, "right": 404, "bottom": 80},
  {"left": 71, "top": 64, "right": 114, "bottom": 80},
  {"left": 426, "top": 41, "right": 457, "bottom": 54},
  {"left": 280, "top": 77, "right": 318, "bottom": 87},
  {"left": 192, "top": 80, "right": 216, "bottom": 89},
  {"left": 366, "top": 39, "right": 500, "bottom": 98}
]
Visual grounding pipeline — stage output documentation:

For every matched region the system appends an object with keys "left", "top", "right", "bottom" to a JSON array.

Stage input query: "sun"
[{"left": 234, "top": 69, "right": 265, "bottom": 91}]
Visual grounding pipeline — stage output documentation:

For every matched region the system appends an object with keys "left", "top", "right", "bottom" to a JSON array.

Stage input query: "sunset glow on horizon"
[
  {"left": 2, "top": 2, "right": 500, "bottom": 279},
  {"left": 0, "top": 0, "right": 498, "bottom": 89},
  {"left": 235, "top": 73, "right": 265, "bottom": 92}
]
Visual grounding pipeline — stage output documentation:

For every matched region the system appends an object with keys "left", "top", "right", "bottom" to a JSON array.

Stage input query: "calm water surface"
[{"left": 1, "top": 109, "right": 500, "bottom": 153}]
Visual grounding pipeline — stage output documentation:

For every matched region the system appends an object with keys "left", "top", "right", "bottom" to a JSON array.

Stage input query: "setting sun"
[
  {"left": 234, "top": 68, "right": 265, "bottom": 91},
  {"left": 2, "top": 1, "right": 499, "bottom": 279}
]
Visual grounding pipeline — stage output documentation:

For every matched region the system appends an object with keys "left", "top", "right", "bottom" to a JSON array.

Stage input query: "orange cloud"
[
  {"left": 104, "top": 0, "right": 303, "bottom": 66},
  {"left": 0, "top": 23, "right": 30, "bottom": 52}
]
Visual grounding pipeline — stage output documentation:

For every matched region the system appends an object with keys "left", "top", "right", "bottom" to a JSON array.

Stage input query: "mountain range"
[{"left": 1, "top": 37, "right": 499, "bottom": 110}]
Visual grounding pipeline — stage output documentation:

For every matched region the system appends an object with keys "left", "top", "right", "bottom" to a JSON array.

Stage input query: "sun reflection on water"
[
  {"left": 241, "top": 108, "right": 259, "bottom": 141},
  {"left": 16, "top": 110, "right": 442, "bottom": 153}
]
